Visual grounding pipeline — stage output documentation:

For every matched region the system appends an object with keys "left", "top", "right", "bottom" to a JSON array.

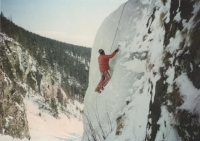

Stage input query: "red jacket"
[{"left": 98, "top": 51, "right": 117, "bottom": 72}]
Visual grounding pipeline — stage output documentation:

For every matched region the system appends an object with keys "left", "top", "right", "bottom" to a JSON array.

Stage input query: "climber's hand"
[{"left": 115, "top": 48, "right": 119, "bottom": 52}]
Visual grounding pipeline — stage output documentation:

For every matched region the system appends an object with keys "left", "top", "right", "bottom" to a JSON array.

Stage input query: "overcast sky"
[{"left": 2, "top": 0, "right": 127, "bottom": 47}]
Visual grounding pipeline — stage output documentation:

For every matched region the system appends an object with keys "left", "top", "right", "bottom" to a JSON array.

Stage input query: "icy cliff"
[{"left": 83, "top": 0, "right": 200, "bottom": 140}]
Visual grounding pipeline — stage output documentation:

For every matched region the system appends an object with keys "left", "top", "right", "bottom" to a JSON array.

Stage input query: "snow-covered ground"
[{"left": 0, "top": 98, "right": 83, "bottom": 141}]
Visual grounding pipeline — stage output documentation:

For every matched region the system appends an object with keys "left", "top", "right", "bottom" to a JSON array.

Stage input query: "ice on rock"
[{"left": 83, "top": 0, "right": 200, "bottom": 140}]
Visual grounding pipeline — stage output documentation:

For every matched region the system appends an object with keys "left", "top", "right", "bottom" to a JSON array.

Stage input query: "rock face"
[
  {"left": 0, "top": 36, "right": 30, "bottom": 139},
  {"left": 83, "top": 0, "right": 200, "bottom": 141}
]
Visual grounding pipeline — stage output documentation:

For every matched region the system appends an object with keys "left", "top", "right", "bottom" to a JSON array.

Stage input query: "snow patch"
[{"left": 175, "top": 73, "right": 200, "bottom": 115}]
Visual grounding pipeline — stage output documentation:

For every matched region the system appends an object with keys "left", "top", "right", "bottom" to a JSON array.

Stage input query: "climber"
[{"left": 95, "top": 48, "right": 119, "bottom": 93}]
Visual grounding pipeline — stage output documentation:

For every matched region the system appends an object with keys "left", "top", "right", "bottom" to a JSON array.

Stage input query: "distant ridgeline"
[{"left": 1, "top": 13, "right": 91, "bottom": 102}]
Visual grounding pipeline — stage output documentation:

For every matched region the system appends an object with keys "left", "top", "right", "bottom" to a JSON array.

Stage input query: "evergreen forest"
[{"left": 1, "top": 13, "right": 91, "bottom": 101}]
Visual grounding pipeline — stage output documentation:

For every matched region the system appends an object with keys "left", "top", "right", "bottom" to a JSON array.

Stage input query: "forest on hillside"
[{"left": 0, "top": 13, "right": 91, "bottom": 100}]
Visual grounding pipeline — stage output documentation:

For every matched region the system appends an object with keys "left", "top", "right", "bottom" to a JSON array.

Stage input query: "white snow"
[
  {"left": 166, "top": 30, "right": 184, "bottom": 54},
  {"left": 83, "top": 0, "right": 200, "bottom": 140},
  {"left": 166, "top": 66, "right": 175, "bottom": 93},
  {"left": 155, "top": 106, "right": 182, "bottom": 141},
  {"left": 122, "top": 59, "right": 146, "bottom": 73},
  {"left": 0, "top": 98, "right": 83, "bottom": 141},
  {"left": 1, "top": 0, "right": 200, "bottom": 140},
  {"left": 174, "top": 12, "right": 181, "bottom": 22},
  {"left": 175, "top": 73, "right": 200, "bottom": 115}
]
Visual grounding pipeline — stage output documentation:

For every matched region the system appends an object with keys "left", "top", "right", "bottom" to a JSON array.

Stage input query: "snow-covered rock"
[{"left": 83, "top": 0, "right": 200, "bottom": 140}]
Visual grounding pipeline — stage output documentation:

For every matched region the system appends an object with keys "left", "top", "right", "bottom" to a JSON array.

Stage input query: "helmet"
[{"left": 98, "top": 49, "right": 104, "bottom": 54}]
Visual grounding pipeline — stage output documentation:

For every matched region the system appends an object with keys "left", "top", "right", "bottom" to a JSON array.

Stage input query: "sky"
[{"left": 1, "top": 0, "right": 127, "bottom": 47}]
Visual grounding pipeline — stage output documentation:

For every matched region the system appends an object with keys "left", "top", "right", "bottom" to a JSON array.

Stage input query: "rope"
[{"left": 110, "top": 1, "right": 128, "bottom": 53}]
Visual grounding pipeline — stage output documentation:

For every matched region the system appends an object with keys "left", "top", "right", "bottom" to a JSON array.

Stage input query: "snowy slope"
[
  {"left": 0, "top": 33, "right": 84, "bottom": 140},
  {"left": 0, "top": 98, "right": 83, "bottom": 141},
  {"left": 83, "top": 0, "right": 200, "bottom": 141}
]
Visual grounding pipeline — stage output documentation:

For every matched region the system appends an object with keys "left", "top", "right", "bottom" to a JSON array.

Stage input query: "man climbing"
[{"left": 95, "top": 48, "right": 119, "bottom": 93}]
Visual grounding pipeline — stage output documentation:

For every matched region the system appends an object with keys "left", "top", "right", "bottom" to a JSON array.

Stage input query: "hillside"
[
  {"left": 1, "top": 13, "right": 91, "bottom": 101},
  {"left": 83, "top": 0, "right": 200, "bottom": 141},
  {"left": 0, "top": 14, "right": 91, "bottom": 140}
]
